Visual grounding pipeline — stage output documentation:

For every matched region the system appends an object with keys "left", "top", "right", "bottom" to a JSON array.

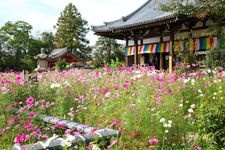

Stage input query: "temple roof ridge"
[{"left": 92, "top": 0, "right": 176, "bottom": 33}]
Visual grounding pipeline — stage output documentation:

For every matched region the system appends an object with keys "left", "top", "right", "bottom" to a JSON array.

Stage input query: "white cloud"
[{"left": 0, "top": 0, "right": 147, "bottom": 45}]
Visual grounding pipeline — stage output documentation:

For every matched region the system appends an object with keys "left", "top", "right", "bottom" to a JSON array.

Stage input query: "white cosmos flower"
[
  {"left": 165, "top": 130, "right": 169, "bottom": 133},
  {"left": 50, "top": 83, "right": 61, "bottom": 88},
  {"left": 198, "top": 89, "right": 202, "bottom": 93},
  {"left": 167, "top": 124, "right": 172, "bottom": 128},
  {"left": 188, "top": 108, "right": 193, "bottom": 113},
  {"left": 190, "top": 104, "right": 195, "bottom": 109},
  {"left": 61, "top": 134, "right": 74, "bottom": 147},
  {"left": 160, "top": 118, "right": 165, "bottom": 123},
  {"left": 183, "top": 78, "right": 190, "bottom": 83},
  {"left": 168, "top": 120, "right": 172, "bottom": 124},
  {"left": 164, "top": 124, "right": 168, "bottom": 128}
]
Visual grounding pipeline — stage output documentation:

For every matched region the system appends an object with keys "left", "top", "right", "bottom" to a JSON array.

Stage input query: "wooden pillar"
[
  {"left": 160, "top": 36, "right": 163, "bottom": 70},
  {"left": 125, "top": 38, "right": 129, "bottom": 66},
  {"left": 134, "top": 38, "right": 139, "bottom": 66},
  {"left": 169, "top": 32, "right": 174, "bottom": 74}
]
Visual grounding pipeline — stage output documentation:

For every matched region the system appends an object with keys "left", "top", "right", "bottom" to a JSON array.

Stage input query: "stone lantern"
[{"left": 34, "top": 48, "right": 48, "bottom": 72}]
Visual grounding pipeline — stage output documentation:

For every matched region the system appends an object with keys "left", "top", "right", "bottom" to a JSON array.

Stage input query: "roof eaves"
[{"left": 113, "top": 13, "right": 177, "bottom": 30}]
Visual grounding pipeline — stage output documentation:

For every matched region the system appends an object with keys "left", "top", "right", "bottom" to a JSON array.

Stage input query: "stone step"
[{"left": 12, "top": 115, "right": 120, "bottom": 150}]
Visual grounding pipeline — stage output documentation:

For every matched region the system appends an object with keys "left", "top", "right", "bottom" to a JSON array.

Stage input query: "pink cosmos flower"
[
  {"left": 156, "top": 96, "right": 161, "bottom": 104},
  {"left": 14, "top": 133, "right": 28, "bottom": 144},
  {"left": 196, "top": 146, "right": 202, "bottom": 150},
  {"left": 64, "top": 129, "right": 72, "bottom": 135},
  {"left": 13, "top": 100, "right": 20, "bottom": 106},
  {"left": 28, "top": 112, "right": 36, "bottom": 118},
  {"left": 149, "top": 138, "right": 159, "bottom": 145},
  {"left": 55, "top": 122, "right": 65, "bottom": 128},
  {"left": 110, "top": 120, "right": 120, "bottom": 128},
  {"left": 73, "top": 131, "right": 81, "bottom": 136},
  {"left": 123, "top": 83, "right": 129, "bottom": 89},
  {"left": 107, "top": 140, "right": 118, "bottom": 149},
  {"left": 25, "top": 97, "right": 35, "bottom": 105},
  {"left": 131, "top": 131, "right": 138, "bottom": 138},
  {"left": 24, "top": 120, "right": 31, "bottom": 128},
  {"left": 45, "top": 102, "right": 51, "bottom": 108}
]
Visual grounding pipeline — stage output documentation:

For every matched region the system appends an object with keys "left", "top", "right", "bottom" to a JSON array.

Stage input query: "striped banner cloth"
[
  {"left": 125, "top": 42, "right": 170, "bottom": 56},
  {"left": 125, "top": 46, "right": 135, "bottom": 56},
  {"left": 174, "top": 37, "right": 217, "bottom": 53}
]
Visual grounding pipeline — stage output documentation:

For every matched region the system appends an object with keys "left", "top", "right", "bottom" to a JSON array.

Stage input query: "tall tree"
[
  {"left": 54, "top": 3, "right": 91, "bottom": 61},
  {"left": 93, "top": 37, "right": 124, "bottom": 67},
  {"left": 40, "top": 32, "right": 55, "bottom": 54},
  {"left": 0, "top": 21, "right": 33, "bottom": 71}
]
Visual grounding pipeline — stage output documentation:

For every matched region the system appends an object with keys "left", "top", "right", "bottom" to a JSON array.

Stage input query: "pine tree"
[{"left": 54, "top": 3, "right": 91, "bottom": 61}]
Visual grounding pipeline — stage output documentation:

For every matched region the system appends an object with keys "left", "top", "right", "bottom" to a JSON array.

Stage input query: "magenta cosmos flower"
[
  {"left": 25, "top": 97, "right": 35, "bottom": 105},
  {"left": 14, "top": 133, "right": 28, "bottom": 144},
  {"left": 24, "top": 120, "right": 31, "bottom": 128},
  {"left": 149, "top": 138, "right": 159, "bottom": 145}
]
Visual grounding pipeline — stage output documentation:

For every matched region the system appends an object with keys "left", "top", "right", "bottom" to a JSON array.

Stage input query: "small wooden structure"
[
  {"left": 92, "top": 0, "right": 219, "bottom": 72},
  {"left": 48, "top": 48, "right": 80, "bottom": 68}
]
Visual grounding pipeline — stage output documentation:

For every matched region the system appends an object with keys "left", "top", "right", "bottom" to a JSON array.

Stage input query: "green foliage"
[
  {"left": 198, "top": 99, "right": 225, "bottom": 149},
  {"left": 204, "top": 47, "right": 225, "bottom": 69},
  {"left": 55, "top": 60, "right": 69, "bottom": 71},
  {"left": 54, "top": 3, "right": 91, "bottom": 61},
  {"left": 39, "top": 32, "right": 55, "bottom": 54},
  {"left": 0, "top": 21, "right": 55, "bottom": 72},
  {"left": 109, "top": 58, "right": 124, "bottom": 70},
  {"left": 93, "top": 36, "right": 124, "bottom": 68},
  {"left": 0, "top": 21, "right": 32, "bottom": 71}
]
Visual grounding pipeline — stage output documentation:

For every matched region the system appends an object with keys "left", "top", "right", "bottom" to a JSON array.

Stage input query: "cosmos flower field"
[{"left": 0, "top": 66, "right": 224, "bottom": 149}]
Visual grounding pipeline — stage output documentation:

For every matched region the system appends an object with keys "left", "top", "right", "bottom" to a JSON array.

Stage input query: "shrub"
[
  {"left": 55, "top": 60, "right": 69, "bottom": 71},
  {"left": 204, "top": 47, "right": 225, "bottom": 69}
]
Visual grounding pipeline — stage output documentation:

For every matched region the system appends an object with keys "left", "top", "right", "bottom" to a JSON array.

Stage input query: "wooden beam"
[
  {"left": 160, "top": 36, "right": 163, "bottom": 71},
  {"left": 169, "top": 32, "right": 174, "bottom": 74},
  {"left": 134, "top": 38, "right": 139, "bottom": 65}
]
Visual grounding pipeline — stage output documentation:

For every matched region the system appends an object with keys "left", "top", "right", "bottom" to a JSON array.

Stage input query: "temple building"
[
  {"left": 92, "top": 0, "right": 218, "bottom": 72},
  {"left": 48, "top": 48, "right": 80, "bottom": 68}
]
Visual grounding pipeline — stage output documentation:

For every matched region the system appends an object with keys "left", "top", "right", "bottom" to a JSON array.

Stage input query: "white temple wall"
[
  {"left": 143, "top": 37, "right": 160, "bottom": 44},
  {"left": 128, "top": 40, "right": 134, "bottom": 46},
  {"left": 163, "top": 36, "right": 170, "bottom": 42},
  {"left": 128, "top": 40, "right": 141, "bottom": 46}
]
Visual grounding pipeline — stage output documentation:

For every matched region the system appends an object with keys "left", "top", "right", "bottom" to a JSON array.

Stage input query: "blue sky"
[{"left": 0, "top": 0, "right": 146, "bottom": 45}]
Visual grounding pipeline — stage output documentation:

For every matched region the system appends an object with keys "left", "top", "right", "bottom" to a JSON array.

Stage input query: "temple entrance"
[
  {"left": 140, "top": 53, "right": 169, "bottom": 70},
  {"left": 127, "top": 55, "right": 135, "bottom": 66}
]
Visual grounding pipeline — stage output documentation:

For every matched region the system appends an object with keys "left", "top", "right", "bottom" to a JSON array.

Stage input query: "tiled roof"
[
  {"left": 92, "top": 0, "right": 175, "bottom": 33},
  {"left": 48, "top": 48, "right": 69, "bottom": 59}
]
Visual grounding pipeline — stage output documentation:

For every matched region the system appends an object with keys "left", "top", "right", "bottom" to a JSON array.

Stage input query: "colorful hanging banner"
[
  {"left": 137, "top": 42, "right": 170, "bottom": 54},
  {"left": 174, "top": 37, "right": 217, "bottom": 53},
  {"left": 125, "top": 46, "right": 135, "bottom": 56},
  {"left": 198, "top": 37, "right": 217, "bottom": 50}
]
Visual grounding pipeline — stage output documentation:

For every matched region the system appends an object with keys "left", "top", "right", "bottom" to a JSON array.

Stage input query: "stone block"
[{"left": 65, "top": 122, "right": 79, "bottom": 129}]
